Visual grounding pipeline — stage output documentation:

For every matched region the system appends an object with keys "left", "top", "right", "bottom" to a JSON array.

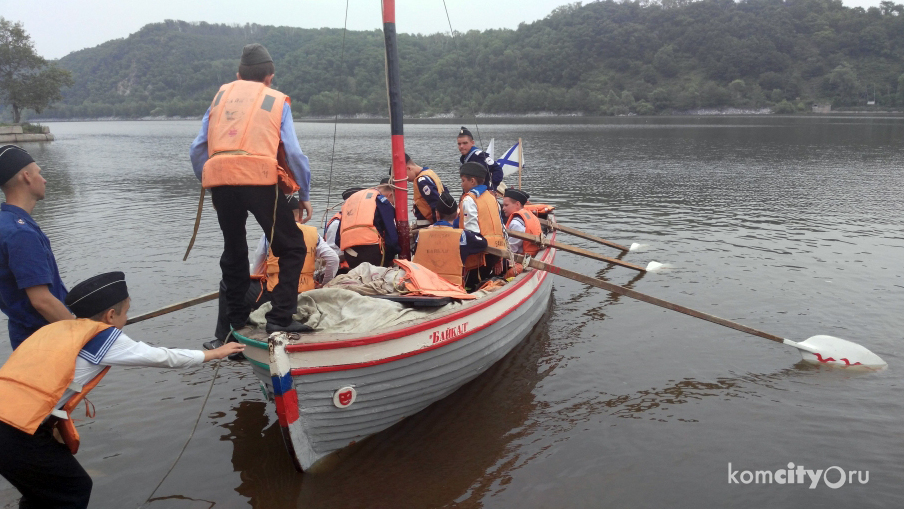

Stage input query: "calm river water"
[{"left": 1, "top": 116, "right": 902, "bottom": 508}]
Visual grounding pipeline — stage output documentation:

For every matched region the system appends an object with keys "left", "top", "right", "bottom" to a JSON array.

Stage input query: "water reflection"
[{"left": 222, "top": 301, "right": 556, "bottom": 509}]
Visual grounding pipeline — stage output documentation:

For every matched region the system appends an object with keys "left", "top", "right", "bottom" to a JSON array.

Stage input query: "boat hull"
[{"left": 237, "top": 240, "right": 556, "bottom": 471}]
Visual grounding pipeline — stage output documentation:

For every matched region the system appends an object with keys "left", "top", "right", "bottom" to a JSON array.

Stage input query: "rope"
[
  {"left": 140, "top": 338, "right": 227, "bottom": 508},
  {"left": 322, "top": 0, "right": 351, "bottom": 228},
  {"left": 442, "top": 0, "right": 483, "bottom": 148}
]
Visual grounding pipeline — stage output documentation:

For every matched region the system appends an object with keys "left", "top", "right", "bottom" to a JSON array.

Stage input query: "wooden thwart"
[
  {"left": 126, "top": 291, "right": 219, "bottom": 325},
  {"left": 537, "top": 217, "right": 629, "bottom": 252},
  {"left": 507, "top": 230, "right": 646, "bottom": 272}
]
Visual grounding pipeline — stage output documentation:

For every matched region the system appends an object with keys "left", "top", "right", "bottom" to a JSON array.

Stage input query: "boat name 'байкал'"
[{"left": 431, "top": 323, "right": 469, "bottom": 344}]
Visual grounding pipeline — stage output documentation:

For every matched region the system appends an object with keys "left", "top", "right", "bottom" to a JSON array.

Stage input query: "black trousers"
[
  {"left": 210, "top": 185, "right": 306, "bottom": 328},
  {"left": 345, "top": 244, "right": 392, "bottom": 271},
  {"left": 0, "top": 421, "right": 92, "bottom": 509},
  {"left": 214, "top": 279, "right": 270, "bottom": 341}
]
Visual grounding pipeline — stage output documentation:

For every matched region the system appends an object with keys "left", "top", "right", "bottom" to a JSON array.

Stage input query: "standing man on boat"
[
  {"left": 0, "top": 272, "right": 242, "bottom": 509},
  {"left": 456, "top": 162, "right": 507, "bottom": 285},
  {"left": 337, "top": 185, "right": 400, "bottom": 270},
  {"left": 405, "top": 153, "right": 444, "bottom": 226},
  {"left": 189, "top": 43, "right": 313, "bottom": 334},
  {"left": 457, "top": 127, "right": 503, "bottom": 194},
  {"left": 0, "top": 145, "right": 73, "bottom": 349}
]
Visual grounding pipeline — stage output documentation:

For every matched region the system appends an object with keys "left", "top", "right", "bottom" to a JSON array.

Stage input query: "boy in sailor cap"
[
  {"left": 0, "top": 145, "right": 72, "bottom": 349},
  {"left": 0, "top": 272, "right": 242, "bottom": 508}
]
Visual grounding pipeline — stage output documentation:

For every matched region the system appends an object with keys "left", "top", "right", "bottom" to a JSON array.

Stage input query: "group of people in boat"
[{"left": 0, "top": 41, "right": 547, "bottom": 507}]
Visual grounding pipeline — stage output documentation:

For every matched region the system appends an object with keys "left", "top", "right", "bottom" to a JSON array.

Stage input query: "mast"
[{"left": 382, "top": 0, "right": 410, "bottom": 259}]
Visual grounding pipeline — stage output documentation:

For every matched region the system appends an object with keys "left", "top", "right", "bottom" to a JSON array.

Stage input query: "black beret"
[
  {"left": 459, "top": 162, "right": 485, "bottom": 178},
  {"left": 240, "top": 43, "right": 273, "bottom": 66},
  {"left": 66, "top": 272, "right": 129, "bottom": 319},
  {"left": 458, "top": 126, "right": 473, "bottom": 139},
  {"left": 286, "top": 195, "right": 299, "bottom": 209},
  {"left": 404, "top": 153, "right": 411, "bottom": 163},
  {"left": 342, "top": 187, "right": 365, "bottom": 200},
  {"left": 380, "top": 177, "right": 391, "bottom": 185},
  {"left": 436, "top": 190, "right": 458, "bottom": 215},
  {"left": 0, "top": 145, "right": 35, "bottom": 186},
  {"left": 504, "top": 188, "right": 530, "bottom": 205}
]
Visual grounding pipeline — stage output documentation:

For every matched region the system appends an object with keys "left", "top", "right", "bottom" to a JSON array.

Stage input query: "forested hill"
[{"left": 42, "top": 0, "right": 904, "bottom": 119}]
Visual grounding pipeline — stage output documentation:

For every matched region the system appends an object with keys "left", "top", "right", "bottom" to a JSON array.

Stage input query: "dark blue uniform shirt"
[
  {"left": 0, "top": 203, "right": 68, "bottom": 348},
  {"left": 460, "top": 147, "right": 504, "bottom": 192},
  {"left": 414, "top": 167, "right": 441, "bottom": 221}
]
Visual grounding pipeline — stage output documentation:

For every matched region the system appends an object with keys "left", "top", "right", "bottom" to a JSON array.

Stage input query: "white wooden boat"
[{"left": 234, "top": 234, "right": 556, "bottom": 471}]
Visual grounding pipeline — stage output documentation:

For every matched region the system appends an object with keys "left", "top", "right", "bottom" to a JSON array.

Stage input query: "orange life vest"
[
  {"left": 459, "top": 190, "right": 506, "bottom": 270},
  {"left": 506, "top": 209, "right": 543, "bottom": 256},
  {"left": 201, "top": 80, "right": 296, "bottom": 191},
  {"left": 412, "top": 169, "right": 444, "bottom": 223},
  {"left": 266, "top": 224, "right": 320, "bottom": 293},
  {"left": 340, "top": 188, "right": 382, "bottom": 251},
  {"left": 413, "top": 226, "right": 465, "bottom": 286},
  {"left": 524, "top": 203, "right": 555, "bottom": 216},
  {"left": 394, "top": 260, "right": 475, "bottom": 300},
  {"left": 0, "top": 320, "right": 113, "bottom": 447}
]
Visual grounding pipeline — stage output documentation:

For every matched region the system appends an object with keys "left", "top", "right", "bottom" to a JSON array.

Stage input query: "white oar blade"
[
  {"left": 792, "top": 335, "right": 887, "bottom": 370},
  {"left": 645, "top": 261, "right": 664, "bottom": 271},
  {"left": 630, "top": 242, "right": 642, "bottom": 252}
]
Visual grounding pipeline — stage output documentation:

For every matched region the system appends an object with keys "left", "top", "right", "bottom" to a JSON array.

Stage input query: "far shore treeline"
[{"left": 17, "top": 0, "right": 904, "bottom": 119}]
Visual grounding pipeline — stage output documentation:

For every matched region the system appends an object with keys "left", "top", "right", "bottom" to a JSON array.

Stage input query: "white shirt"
[
  {"left": 56, "top": 331, "right": 205, "bottom": 409},
  {"left": 324, "top": 218, "right": 340, "bottom": 255},
  {"left": 507, "top": 216, "right": 526, "bottom": 254},
  {"left": 460, "top": 195, "right": 480, "bottom": 234},
  {"left": 253, "top": 233, "right": 340, "bottom": 286}
]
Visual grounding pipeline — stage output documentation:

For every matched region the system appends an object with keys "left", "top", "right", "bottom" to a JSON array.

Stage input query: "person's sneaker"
[
  {"left": 203, "top": 339, "right": 224, "bottom": 350},
  {"left": 265, "top": 320, "right": 314, "bottom": 333}
]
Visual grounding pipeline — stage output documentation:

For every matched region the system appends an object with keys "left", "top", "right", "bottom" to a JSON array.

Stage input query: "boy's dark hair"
[
  {"left": 238, "top": 61, "right": 275, "bottom": 82},
  {"left": 464, "top": 174, "right": 485, "bottom": 185},
  {"left": 89, "top": 299, "right": 128, "bottom": 322}
]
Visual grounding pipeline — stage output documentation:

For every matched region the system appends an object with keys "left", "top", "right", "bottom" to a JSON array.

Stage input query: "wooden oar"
[
  {"left": 537, "top": 217, "right": 630, "bottom": 252},
  {"left": 507, "top": 230, "right": 655, "bottom": 272},
  {"left": 486, "top": 246, "right": 886, "bottom": 369},
  {"left": 126, "top": 291, "right": 219, "bottom": 325}
]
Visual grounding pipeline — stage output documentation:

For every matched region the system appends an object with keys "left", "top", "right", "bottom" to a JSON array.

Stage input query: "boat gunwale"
[
  {"left": 288, "top": 266, "right": 552, "bottom": 375},
  {"left": 235, "top": 228, "right": 556, "bottom": 354}
]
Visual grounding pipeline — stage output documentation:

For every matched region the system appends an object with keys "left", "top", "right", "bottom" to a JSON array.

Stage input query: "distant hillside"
[{"left": 33, "top": 0, "right": 904, "bottom": 118}]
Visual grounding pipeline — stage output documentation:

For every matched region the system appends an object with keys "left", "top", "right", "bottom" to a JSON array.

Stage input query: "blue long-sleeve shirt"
[
  {"left": 460, "top": 147, "right": 503, "bottom": 192},
  {"left": 189, "top": 103, "right": 312, "bottom": 201}
]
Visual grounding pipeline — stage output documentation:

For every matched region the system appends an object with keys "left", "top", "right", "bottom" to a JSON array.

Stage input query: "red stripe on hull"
[
  {"left": 285, "top": 242, "right": 556, "bottom": 353},
  {"left": 288, "top": 269, "right": 550, "bottom": 376}
]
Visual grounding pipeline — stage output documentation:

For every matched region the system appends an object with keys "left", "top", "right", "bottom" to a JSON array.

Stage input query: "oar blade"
[{"left": 794, "top": 335, "right": 887, "bottom": 370}]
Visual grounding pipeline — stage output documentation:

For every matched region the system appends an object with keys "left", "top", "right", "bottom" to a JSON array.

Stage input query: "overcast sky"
[{"left": 1, "top": 0, "right": 889, "bottom": 60}]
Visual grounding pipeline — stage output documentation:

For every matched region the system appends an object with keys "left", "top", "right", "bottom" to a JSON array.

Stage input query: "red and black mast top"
[{"left": 382, "top": 0, "right": 410, "bottom": 260}]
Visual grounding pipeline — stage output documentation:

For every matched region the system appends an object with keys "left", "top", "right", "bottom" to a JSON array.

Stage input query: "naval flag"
[{"left": 497, "top": 141, "right": 523, "bottom": 177}]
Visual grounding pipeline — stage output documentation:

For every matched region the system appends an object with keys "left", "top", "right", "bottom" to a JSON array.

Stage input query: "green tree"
[{"left": 0, "top": 18, "right": 73, "bottom": 123}]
